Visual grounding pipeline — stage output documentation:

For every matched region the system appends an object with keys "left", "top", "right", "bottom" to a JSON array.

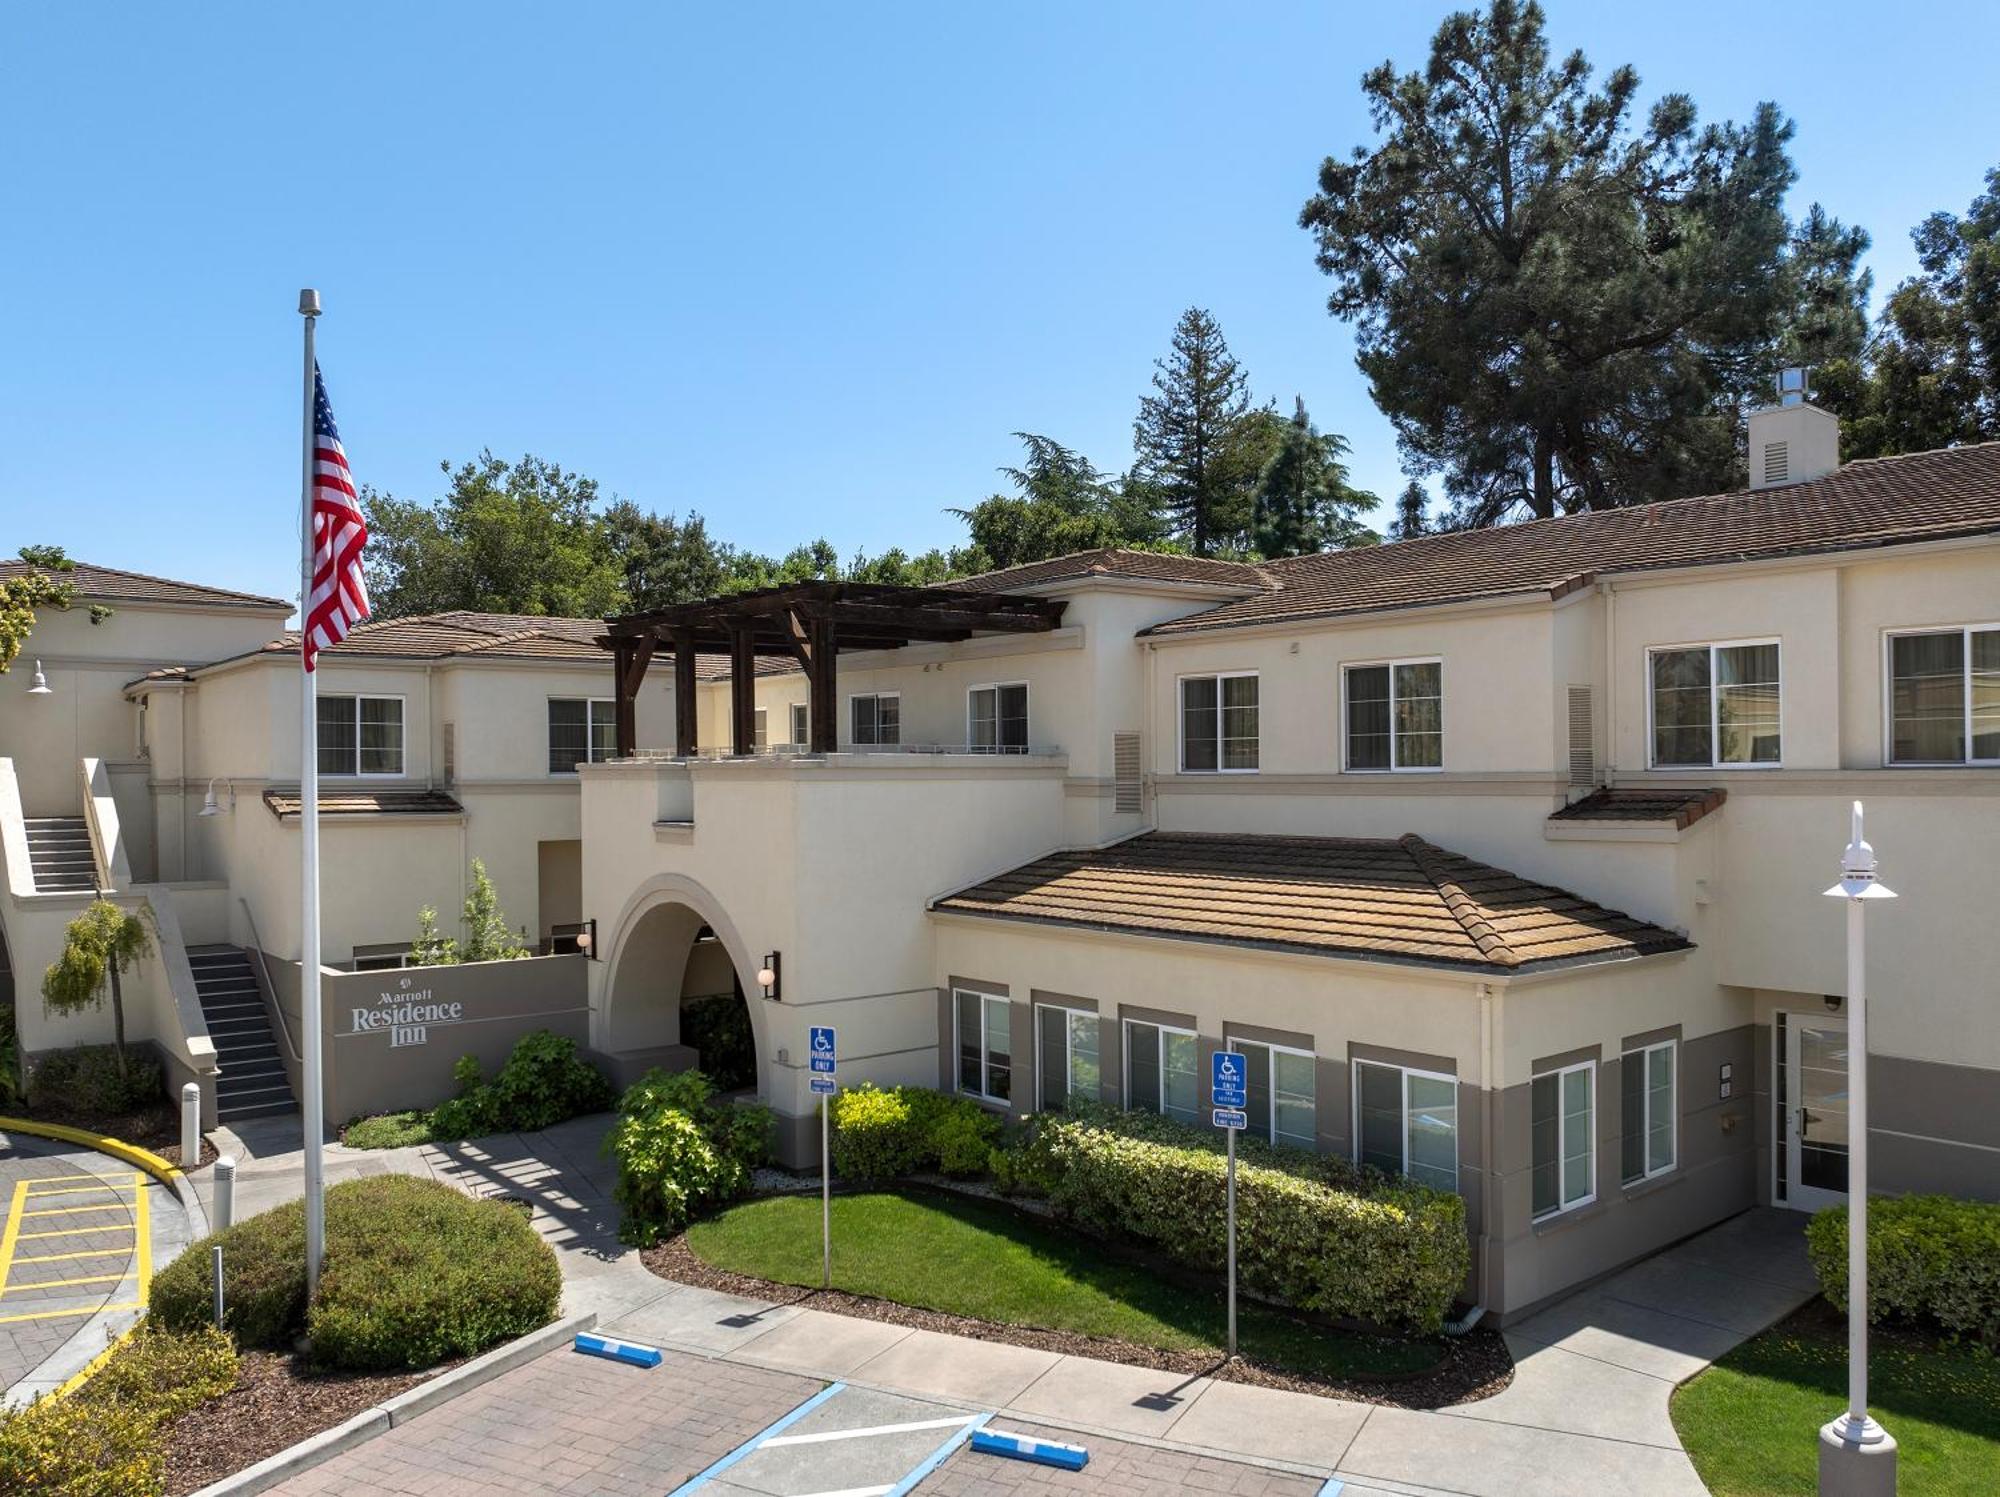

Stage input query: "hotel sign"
[{"left": 350, "top": 974, "right": 465, "bottom": 1048}]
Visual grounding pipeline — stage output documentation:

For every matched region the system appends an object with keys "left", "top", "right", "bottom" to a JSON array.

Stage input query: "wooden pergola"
[{"left": 597, "top": 581, "right": 1068, "bottom": 758}]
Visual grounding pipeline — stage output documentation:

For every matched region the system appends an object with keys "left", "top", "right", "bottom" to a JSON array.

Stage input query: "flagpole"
[{"left": 298, "top": 287, "right": 326, "bottom": 1297}]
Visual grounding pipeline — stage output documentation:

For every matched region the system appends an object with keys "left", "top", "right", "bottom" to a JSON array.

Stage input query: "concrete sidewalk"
[{"left": 194, "top": 1115, "right": 1815, "bottom": 1496}]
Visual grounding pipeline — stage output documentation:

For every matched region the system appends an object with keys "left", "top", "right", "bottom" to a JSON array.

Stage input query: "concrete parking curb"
[{"left": 187, "top": 1311, "right": 598, "bottom": 1497}]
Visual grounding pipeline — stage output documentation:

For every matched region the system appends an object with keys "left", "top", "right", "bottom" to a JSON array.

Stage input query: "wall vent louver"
[
  {"left": 1761, "top": 439, "right": 1790, "bottom": 486},
  {"left": 1566, "top": 685, "right": 1595, "bottom": 788},
  {"left": 1113, "top": 731, "right": 1142, "bottom": 813}
]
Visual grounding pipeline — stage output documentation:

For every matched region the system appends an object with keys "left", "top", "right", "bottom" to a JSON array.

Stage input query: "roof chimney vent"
[{"left": 1748, "top": 372, "right": 1839, "bottom": 489}]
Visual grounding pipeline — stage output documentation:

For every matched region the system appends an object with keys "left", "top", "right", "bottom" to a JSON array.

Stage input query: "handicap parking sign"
[
  {"left": 809, "top": 1025, "right": 837, "bottom": 1073},
  {"left": 1211, "top": 1050, "right": 1247, "bottom": 1109}
]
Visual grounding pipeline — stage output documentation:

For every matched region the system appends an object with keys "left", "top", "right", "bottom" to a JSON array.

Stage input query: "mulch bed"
[
  {"left": 641, "top": 1230, "right": 1513, "bottom": 1409},
  {"left": 160, "top": 1350, "right": 454, "bottom": 1496},
  {"left": 11, "top": 1099, "right": 220, "bottom": 1168}
]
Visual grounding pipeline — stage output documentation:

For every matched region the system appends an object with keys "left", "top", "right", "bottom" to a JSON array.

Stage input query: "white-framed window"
[
  {"left": 1343, "top": 658, "right": 1442, "bottom": 771},
  {"left": 1179, "top": 672, "right": 1258, "bottom": 772},
  {"left": 548, "top": 698, "right": 617, "bottom": 773},
  {"left": 968, "top": 682, "right": 1030, "bottom": 753},
  {"left": 1885, "top": 624, "right": 2000, "bottom": 765},
  {"left": 319, "top": 694, "right": 404, "bottom": 777},
  {"left": 1354, "top": 1059, "right": 1458, "bottom": 1192},
  {"left": 1620, "top": 1040, "right": 1677, "bottom": 1184},
  {"left": 1036, "top": 1005, "right": 1100, "bottom": 1112},
  {"left": 1531, "top": 1061, "right": 1596, "bottom": 1219},
  {"left": 1123, "top": 1019, "right": 1199, "bottom": 1123},
  {"left": 789, "top": 702, "right": 809, "bottom": 747},
  {"left": 954, "top": 988, "right": 1011, "bottom": 1103},
  {"left": 1647, "top": 640, "right": 1782, "bottom": 768},
  {"left": 1234, "top": 1039, "right": 1317, "bottom": 1150},
  {"left": 851, "top": 692, "right": 901, "bottom": 746}
]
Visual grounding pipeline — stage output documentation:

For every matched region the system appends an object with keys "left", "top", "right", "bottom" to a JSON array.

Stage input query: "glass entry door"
[{"left": 1784, "top": 1017, "right": 1850, "bottom": 1212}]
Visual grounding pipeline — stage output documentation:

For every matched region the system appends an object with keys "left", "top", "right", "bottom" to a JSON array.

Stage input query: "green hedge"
[
  {"left": 151, "top": 1175, "right": 561, "bottom": 1369},
  {"left": 607, "top": 1068, "right": 772, "bottom": 1245},
  {"left": 1036, "top": 1113, "right": 1467, "bottom": 1333},
  {"left": 0, "top": 1325, "right": 237, "bottom": 1496},
  {"left": 830, "top": 1085, "right": 1000, "bottom": 1181},
  {"left": 1806, "top": 1194, "right": 2000, "bottom": 1346}
]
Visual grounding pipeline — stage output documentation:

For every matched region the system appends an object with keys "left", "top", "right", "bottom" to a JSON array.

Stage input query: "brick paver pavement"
[
  {"left": 270, "top": 1339, "right": 823, "bottom": 1497},
  {"left": 914, "top": 1420, "right": 1324, "bottom": 1497}
]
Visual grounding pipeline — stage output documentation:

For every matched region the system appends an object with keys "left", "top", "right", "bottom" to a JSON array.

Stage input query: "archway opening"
[{"left": 602, "top": 901, "right": 760, "bottom": 1096}]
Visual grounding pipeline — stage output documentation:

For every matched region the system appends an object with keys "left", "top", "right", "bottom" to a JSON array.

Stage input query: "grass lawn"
[
  {"left": 341, "top": 1110, "right": 436, "bottom": 1149},
  {"left": 686, "top": 1187, "right": 1438, "bottom": 1380},
  {"left": 1671, "top": 1300, "right": 2000, "bottom": 1497}
]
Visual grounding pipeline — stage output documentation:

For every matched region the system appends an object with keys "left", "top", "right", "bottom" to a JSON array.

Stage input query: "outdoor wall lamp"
[
  {"left": 574, "top": 918, "right": 598, "bottom": 959},
  {"left": 197, "top": 777, "right": 236, "bottom": 817},
  {"left": 26, "top": 660, "right": 51, "bottom": 695},
  {"left": 757, "top": 951, "right": 781, "bottom": 1001}
]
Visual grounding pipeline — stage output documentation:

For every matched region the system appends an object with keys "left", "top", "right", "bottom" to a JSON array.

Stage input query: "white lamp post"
[
  {"left": 1817, "top": 800, "right": 1897, "bottom": 1497},
  {"left": 27, "top": 660, "right": 52, "bottom": 695}
]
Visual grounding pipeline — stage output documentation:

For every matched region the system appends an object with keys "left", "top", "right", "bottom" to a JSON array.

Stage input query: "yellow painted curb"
[
  {"left": 0, "top": 1115, "right": 189, "bottom": 1403},
  {"left": 0, "top": 1116, "right": 186, "bottom": 1191}
]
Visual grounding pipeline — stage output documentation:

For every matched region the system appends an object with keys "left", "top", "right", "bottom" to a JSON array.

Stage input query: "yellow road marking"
[
  {"left": 134, "top": 1174, "right": 151, "bottom": 1302},
  {"left": 0, "top": 1179, "right": 25, "bottom": 1299},
  {"left": 14, "top": 1248, "right": 130, "bottom": 1264},
  {"left": 0, "top": 1299, "right": 144, "bottom": 1325},
  {"left": 22, "top": 1202, "right": 131, "bottom": 1218},
  {"left": 22, "top": 1180, "right": 138, "bottom": 1200},
  {"left": 2, "top": 1271, "right": 127, "bottom": 1292},
  {"left": 18, "top": 1225, "right": 136, "bottom": 1241}
]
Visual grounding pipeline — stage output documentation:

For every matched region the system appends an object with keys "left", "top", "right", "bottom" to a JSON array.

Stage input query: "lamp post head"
[
  {"left": 298, "top": 288, "right": 321, "bottom": 317},
  {"left": 27, "top": 660, "right": 51, "bottom": 695},
  {"left": 1825, "top": 799, "right": 1896, "bottom": 900}
]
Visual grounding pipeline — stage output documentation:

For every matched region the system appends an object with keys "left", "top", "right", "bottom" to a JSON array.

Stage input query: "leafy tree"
[
  {"left": 361, "top": 453, "right": 625, "bottom": 619},
  {"left": 949, "top": 433, "right": 1165, "bottom": 570},
  {"left": 1827, "top": 164, "right": 2000, "bottom": 459},
  {"left": 1781, "top": 204, "right": 1872, "bottom": 370},
  {"left": 410, "top": 860, "right": 528, "bottom": 964},
  {"left": 1251, "top": 398, "right": 1380, "bottom": 557},
  {"left": 42, "top": 900, "right": 151, "bottom": 1079},
  {"left": 600, "top": 502, "right": 728, "bottom": 612},
  {"left": 1388, "top": 481, "right": 1433, "bottom": 542},
  {"left": 1133, "top": 309, "right": 1257, "bottom": 554},
  {"left": 1301, "top": 0, "right": 1797, "bottom": 524},
  {"left": 2, "top": 545, "right": 110, "bottom": 675}
]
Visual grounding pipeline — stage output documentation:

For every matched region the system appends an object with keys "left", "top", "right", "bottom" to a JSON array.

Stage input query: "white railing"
[
  {"left": 78, "top": 757, "right": 130, "bottom": 892},
  {"left": 624, "top": 742, "right": 1060, "bottom": 762}
]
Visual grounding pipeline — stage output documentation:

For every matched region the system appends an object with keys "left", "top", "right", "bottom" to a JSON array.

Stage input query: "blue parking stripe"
[
  {"left": 1317, "top": 1480, "right": 1345, "bottom": 1496},
  {"left": 665, "top": 1380, "right": 847, "bottom": 1495},
  {"left": 885, "top": 1412, "right": 990, "bottom": 1496}
]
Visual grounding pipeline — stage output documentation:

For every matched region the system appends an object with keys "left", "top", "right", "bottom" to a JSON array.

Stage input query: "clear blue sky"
[{"left": 2, "top": 2, "right": 1992, "bottom": 605}]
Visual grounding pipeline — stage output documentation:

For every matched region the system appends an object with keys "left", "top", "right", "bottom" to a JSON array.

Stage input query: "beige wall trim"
[
  {"left": 1611, "top": 769, "right": 2000, "bottom": 796},
  {"left": 1158, "top": 771, "right": 1566, "bottom": 796}
]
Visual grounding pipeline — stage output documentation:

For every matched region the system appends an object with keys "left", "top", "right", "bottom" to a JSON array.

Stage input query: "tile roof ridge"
[{"left": 1398, "top": 833, "right": 1515, "bottom": 967}]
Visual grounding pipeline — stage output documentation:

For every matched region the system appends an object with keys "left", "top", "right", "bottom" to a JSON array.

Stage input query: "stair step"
[{"left": 218, "top": 1100, "right": 298, "bottom": 1122}]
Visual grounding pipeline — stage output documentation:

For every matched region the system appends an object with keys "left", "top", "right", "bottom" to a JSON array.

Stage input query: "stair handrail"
[
  {"left": 78, "top": 757, "right": 132, "bottom": 892},
  {"left": 236, "top": 896, "right": 305, "bottom": 1065}
]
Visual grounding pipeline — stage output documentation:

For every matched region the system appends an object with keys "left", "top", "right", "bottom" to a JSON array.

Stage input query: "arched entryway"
[{"left": 598, "top": 876, "right": 765, "bottom": 1097}]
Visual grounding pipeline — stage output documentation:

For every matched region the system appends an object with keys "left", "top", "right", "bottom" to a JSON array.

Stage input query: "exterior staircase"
[
  {"left": 25, "top": 816, "right": 98, "bottom": 893},
  {"left": 188, "top": 946, "right": 298, "bottom": 1123}
]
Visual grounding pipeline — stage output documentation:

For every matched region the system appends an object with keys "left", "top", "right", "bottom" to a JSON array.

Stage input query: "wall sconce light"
[
  {"left": 27, "top": 660, "right": 51, "bottom": 696},
  {"left": 574, "top": 918, "right": 598, "bottom": 960},
  {"left": 198, "top": 777, "right": 236, "bottom": 817},
  {"left": 1823, "top": 992, "right": 1844, "bottom": 1012},
  {"left": 756, "top": 951, "right": 781, "bottom": 1001}
]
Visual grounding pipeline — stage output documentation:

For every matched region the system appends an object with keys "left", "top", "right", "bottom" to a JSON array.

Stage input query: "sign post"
[
  {"left": 1211, "top": 1049, "right": 1248, "bottom": 1360},
  {"left": 809, "top": 1025, "right": 837, "bottom": 1290}
]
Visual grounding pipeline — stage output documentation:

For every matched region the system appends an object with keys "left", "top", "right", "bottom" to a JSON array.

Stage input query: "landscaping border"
[{"left": 186, "top": 1310, "right": 596, "bottom": 1497}]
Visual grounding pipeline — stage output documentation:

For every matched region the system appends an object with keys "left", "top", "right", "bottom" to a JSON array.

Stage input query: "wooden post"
[
  {"left": 809, "top": 615, "right": 838, "bottom": 753},
  {"left": 612, "top": 641, "right": 637, "bottom": 759},
  {"left": 673, "top": 632, "right": 698, "bottom": 757},
  {"left": 729, "top": 625, "right": 757, "bottom": 756}
]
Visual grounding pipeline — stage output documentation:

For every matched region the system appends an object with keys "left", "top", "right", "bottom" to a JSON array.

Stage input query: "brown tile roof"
[
  {"left": 0, "top": 558, "right": 288, "bottom": 611},
  {"left": 263, "top": 787, "right": 464, "bottom": 818},
  {"left": 1144, "top": 441, "right": 2000, "bottom": 636},
  {"left": 1550, "top": 788, "right": 1727, "bottom": 830},
  {"left": 951, "top": 548, "right": 1276, "bottom": 595},
  {"left": 932, "top": 830, "right": 1690, "bottom": 974}
]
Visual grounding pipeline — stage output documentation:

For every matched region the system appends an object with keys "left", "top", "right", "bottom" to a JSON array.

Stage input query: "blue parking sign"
[
  {"left": 1211, "top": 1050, "right": 1247, "bottom": 1109},
  {"left": 809, "top": 1025, "right": 837, "bottom": 1073}
]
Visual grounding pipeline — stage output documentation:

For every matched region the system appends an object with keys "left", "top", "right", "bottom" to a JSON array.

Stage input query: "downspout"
[
  {"left": 1601, "top": 580, "right": 1618, "bottom": 781},
  {"left": 1445, "top": 979, "right": 1499, "bottom": 1336},
  {"left": 179, "top": 684, "right": 190, "bottom": 880}
]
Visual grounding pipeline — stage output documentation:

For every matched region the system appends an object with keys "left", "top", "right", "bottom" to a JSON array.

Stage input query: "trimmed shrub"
[
  {"left": 607, "top": 1067, "right": 772, "bottom": 1245},
  {"left": 1806, "top": 1194, "right": 2000, "bottom": 1346},
  {"left": 1036, "top": 1114, "right": 1467, "bottom": 1333},
  {"left": 24, "top": 1043, "right": 163, "bottom": 1117},
  {"left": 932, "top": 1106, "right": 1002, "bottom": 1177},
  {"left": 830, "top": 1085, "right": 928, "bottom": 1180},
  {"left": 0, "top": 1325, "right": 237, "bottom": 1497},
  {"left": 151, "top": 1177, "right": 560, "bottom": 1368},
  {"left": 348, "top": 1030, "right": 614, "bottom": 1148},
  {"left": 309, "top": 1176, "right": 562, "bottom": 1369}
]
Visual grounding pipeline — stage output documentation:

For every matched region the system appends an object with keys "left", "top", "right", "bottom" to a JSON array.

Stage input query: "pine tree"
[
  {"left": 1251, "top": 398, "right": 1378, "bottom": 558},
  {"left": 1389, "top": 482, "right": 1431, "bottom": 542},
  {"left": 1132, "top": 309, "right": 1254, "bottom": 555}
]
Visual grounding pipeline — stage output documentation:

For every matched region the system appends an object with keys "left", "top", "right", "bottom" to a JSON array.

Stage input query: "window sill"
[
  {"left": 1531, "top": 1199, "right": 1607, "bottom": 1237},
  {"left": 1621, "top": 1169, "right": 1684, "bottom": 1203}
]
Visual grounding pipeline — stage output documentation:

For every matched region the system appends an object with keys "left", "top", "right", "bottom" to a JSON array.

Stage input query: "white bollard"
[
  {"left": 213, "top": 1155, "right": 236, "bottom": 1232},
  {"left": 180, "top": 1082, "right": 202, "bottom": 1167}
]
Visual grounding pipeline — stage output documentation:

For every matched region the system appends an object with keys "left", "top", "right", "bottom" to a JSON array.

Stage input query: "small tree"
[
  {"left": 41, "top": 900, "right": 151, "bottom": 1079},
  {"left": 459, "top": 859, "right": 530, "bottom": 962},
  {"left": 410, "top": 905, "right": 457, "bottom": 966}
]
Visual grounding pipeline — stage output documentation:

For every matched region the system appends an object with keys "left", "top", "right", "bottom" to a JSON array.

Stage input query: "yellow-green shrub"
[
  {"left": 1807, "top": 1194, "right": 2000, "bottom": 1346},
  {"left": 1039, "top": 1115, "right": 1468, "bottom": 1333},
  {"left": 830, "top": 1085, "right": 1002, "bottom": 1181}
]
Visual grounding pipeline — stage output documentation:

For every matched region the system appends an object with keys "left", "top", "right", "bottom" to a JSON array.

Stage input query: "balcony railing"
[{"left": 621, "top": 742, "right": 1061, "bottom": 761}]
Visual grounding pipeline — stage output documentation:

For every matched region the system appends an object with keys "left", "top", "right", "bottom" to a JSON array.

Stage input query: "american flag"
[{"left": 303, "top": 363, "right": 370, "bottom": 672}]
